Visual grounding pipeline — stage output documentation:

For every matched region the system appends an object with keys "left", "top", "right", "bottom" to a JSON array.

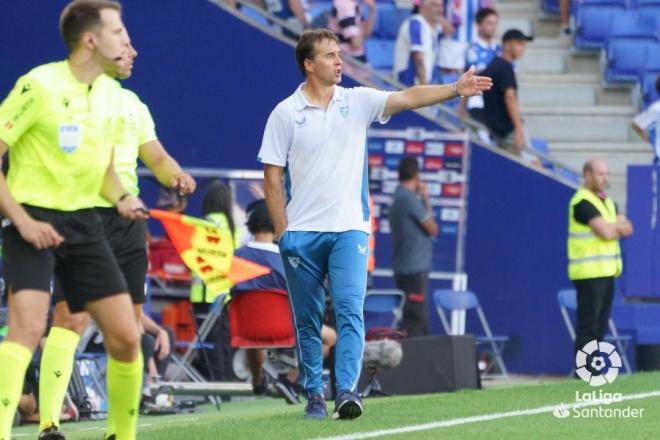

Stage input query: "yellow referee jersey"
[{"left": 0, "top": 61, "right": 122, "bottom": 211}]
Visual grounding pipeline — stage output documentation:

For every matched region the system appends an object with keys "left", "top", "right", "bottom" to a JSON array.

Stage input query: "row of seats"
[
  {"left": 571, "top": 0, "right": 660, "bottom": 107},
  {"left": 575, "top": 3, "right": 660, "bottom": 49}
]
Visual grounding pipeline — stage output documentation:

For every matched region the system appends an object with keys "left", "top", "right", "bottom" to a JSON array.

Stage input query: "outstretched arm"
[{"left": 383, "top": 66, "right": 492, "bottom": 118}]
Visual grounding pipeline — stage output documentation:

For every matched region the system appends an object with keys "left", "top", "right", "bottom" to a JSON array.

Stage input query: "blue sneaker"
[
  {"left": 304, "top": 395, "right": 327, "bottom": 419},
  {"left": 333, "top": 390, "right": 363, "bottom": 420}
]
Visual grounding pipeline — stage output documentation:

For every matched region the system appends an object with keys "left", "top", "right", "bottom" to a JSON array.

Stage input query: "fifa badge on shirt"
[{"left": 58, "top": 123, "right": 82, "bottom": 154}]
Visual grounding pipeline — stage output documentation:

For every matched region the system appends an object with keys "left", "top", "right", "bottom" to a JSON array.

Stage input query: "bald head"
[{"left": 583, "top": 158, "right": 609, "bottom": 194}]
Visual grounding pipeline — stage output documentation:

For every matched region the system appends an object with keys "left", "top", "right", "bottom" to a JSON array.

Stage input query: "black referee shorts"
[
  {"left": 52, "top": 207, "right": 148, "bottom": 307},
  {"left": 3, "top": 205, "right": 128, "bottom": 313}
]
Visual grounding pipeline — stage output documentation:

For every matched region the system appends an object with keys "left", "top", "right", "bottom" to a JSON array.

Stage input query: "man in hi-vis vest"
[{"left": 568, "top": 159, "right": 633, "bottom": 355}]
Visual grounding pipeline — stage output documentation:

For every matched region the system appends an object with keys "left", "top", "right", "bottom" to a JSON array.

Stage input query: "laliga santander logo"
[{"left": 576, "top": 340, "right": 621, "bottom": 386}]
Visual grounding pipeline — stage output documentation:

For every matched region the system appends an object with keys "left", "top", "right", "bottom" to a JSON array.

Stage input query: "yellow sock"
[
  {"left": 39, "top": 327, "right": 80, "bottom": 431},
  {"left": 106, "top": 354, "right": 143, "bottom": 440},
  {"left": 0, "top": 341, "right": 33, "bottom": 440}
]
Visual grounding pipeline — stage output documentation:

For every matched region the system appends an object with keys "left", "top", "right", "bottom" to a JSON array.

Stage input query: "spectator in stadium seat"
[
  {"left": 437, "top": 0, "right": 494, "bottom": 89},
  {"left": 327, "top": 0, "right": 377, "bottom": 63},
  {"left": 388, "top": 158, "right": 438, "bottom": 338},
  {"left": 457, "top": 7, "right": 500, "bottom": 125},
  {"left": 263, "top": 0, "right": 311, "bottom": 37},
  {"left": 568, "top": 159, "right": 633, "bottom": 358},
  {"left": 393, "top": 0, "right": 454, "bottom": 86},
  {"left": 481, "top": 28, "right": 531, "bottom": 155},
  {"left": 631, "top": 75, "right": 660, "bottom": 161},
  {"left": 232, "top": 200, "right": 336, "bottom": 403},
  {"left": 446, "top": 0, "right": 495, "bottom": 44}
]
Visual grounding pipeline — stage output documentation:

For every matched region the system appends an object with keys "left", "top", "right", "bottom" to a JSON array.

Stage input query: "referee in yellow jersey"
[
  {"left": 0, "top": 2, "right": 147, "bottom": 439},
  {"left": 38, "top": 44, "right": 196, "bottom": 440}
]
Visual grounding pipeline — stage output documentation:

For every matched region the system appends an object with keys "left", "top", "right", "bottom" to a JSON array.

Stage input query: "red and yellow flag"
[{"left": 149, "top": 209, "right": 270, "bottom": 294}]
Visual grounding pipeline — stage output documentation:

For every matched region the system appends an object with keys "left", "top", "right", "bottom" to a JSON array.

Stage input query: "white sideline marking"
[{"left": 316, "top": 390, "right": 660, "bottom": 440}]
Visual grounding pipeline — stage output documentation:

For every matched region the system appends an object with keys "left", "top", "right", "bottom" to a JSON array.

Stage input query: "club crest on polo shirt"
[
  {"left": 288, "top": 256, "right": 300, "bottom": 268},
  {"left": 339, "top": 105, "right": 349, "bottom": 118}
]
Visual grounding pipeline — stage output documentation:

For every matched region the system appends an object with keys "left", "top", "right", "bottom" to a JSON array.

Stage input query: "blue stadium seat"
[
  {"left": 365, "top": 38, "right": 395, "bottom": 69},
  {"left": 641, "top": 72, "right": 660, "bottom": 109},
  {"left": 240, "top": 4, "right": 272, "bottom": 28},
  {"left": 606, "top": 39, "right": 654, "bottom": 82},
  {"left": 363, "top": 289, "right": 405, "bottom": 332},
  {"left": 309, "top": 1, "right": 333, "bottom": 28},
  {"left": 542, "top": 0, "right": 560, "bottom": 14},
  {"left": 574, "top": 2, "right": 627, "bottom": 49},
  {"left": 530, "top": 138, "right": 550, "bottom": 156},
  {"left": 639, "top": 0, "right": 660, "bottom": 17},
  {"left": 606, "top": 11, "right": 660, "bottom": 43},
  {"left": 433, "top": 290, "right": 510, "bottom": 379},
  {"left": 372, "top": 4, "right": 410, "bottom": 40},
  {"left": 639, "top": 50, "right": 660, "bottom": 108}
]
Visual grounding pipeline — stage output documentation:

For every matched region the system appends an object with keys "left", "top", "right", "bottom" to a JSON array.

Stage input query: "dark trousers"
[
  {"left": 192, "top": 302, "right": 236, "bottom": 382},
  {"left": 572, "top": 276, "right": 615, "bottom": 355},
  {"left": 394, "top": 272, "right": 429, "bottom": 338}
]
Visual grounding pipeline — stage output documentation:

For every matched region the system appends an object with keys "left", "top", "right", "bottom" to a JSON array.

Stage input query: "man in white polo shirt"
[{"left": 258, "top": 28, "right": 491, "bottom": 420}]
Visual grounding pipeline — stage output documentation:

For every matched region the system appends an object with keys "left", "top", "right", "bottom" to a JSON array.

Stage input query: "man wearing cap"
[{"left": 481, "top": 28, "right": 532, "bottom": 155}]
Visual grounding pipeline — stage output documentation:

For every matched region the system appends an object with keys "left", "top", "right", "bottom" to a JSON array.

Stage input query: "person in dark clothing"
[
  {"left": 482, "top": 28, "right": 532, "bottom": 155},
  {"left": 388, "top": 157, "right": 438, "bottom": 337},
  {"left": 191, "top": 180, "right": 238, "bottom": 382}
]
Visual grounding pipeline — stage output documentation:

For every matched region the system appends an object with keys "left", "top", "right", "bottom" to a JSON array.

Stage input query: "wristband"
[
  {"left": 453, "top": 82, "right": 462, "bottom": 98},
  {"left": 118, "top": 192, "right": 131, "bottom": 203}
]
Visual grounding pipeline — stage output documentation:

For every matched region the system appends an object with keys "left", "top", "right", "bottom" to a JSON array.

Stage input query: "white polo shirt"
[{"left": 258, "top": 84, "right": 391, "bottom": 234}]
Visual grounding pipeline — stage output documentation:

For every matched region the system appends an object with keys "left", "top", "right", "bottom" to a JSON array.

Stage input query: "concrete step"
[
  {"left": 566, "top": 51, "right": 602, "bottom": 74},
  {"left": 547, "top": 143, "right": 647, "bottom": 208},
  {"left": 518, "top": 82, "right": 633, "bottom": 107},
  {"left": 518, "top": 73, "right": 601, "bottom": 84},
  {"left": 518, "top": 83, "right": 597, "bottom": 106},
  {"left": 517, "top": 71, "right": 634, "bottom": 106},
  {"left": 530, "top": 37, "right": 571, "bottom": 49},
  {"left": 550, "top": 141, "right": 648, "bottom": 153},
  {"left": 495, "top": 2, "right": 538, "bottom": 14},
  {"left": 518, "top": 48, "right": 566, "bottom": 73},
  {"left": 523, "top": 106, "right": 638, "bottom": 142},
  {"left": 498, "top": 17, "right": 534, "bottom": 39},
  {"left": 549, "top": 151, "right": 653, "bottom": 175}
]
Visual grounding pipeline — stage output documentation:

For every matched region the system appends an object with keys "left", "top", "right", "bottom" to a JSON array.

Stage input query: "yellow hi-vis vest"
[{"left": 568, "top": 188, "right": 622, "bottom": 280}]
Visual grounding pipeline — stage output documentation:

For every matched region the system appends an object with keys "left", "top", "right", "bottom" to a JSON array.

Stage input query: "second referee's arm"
[{"left": 139, "top": 140, "right": 196, "bottom": 196}]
